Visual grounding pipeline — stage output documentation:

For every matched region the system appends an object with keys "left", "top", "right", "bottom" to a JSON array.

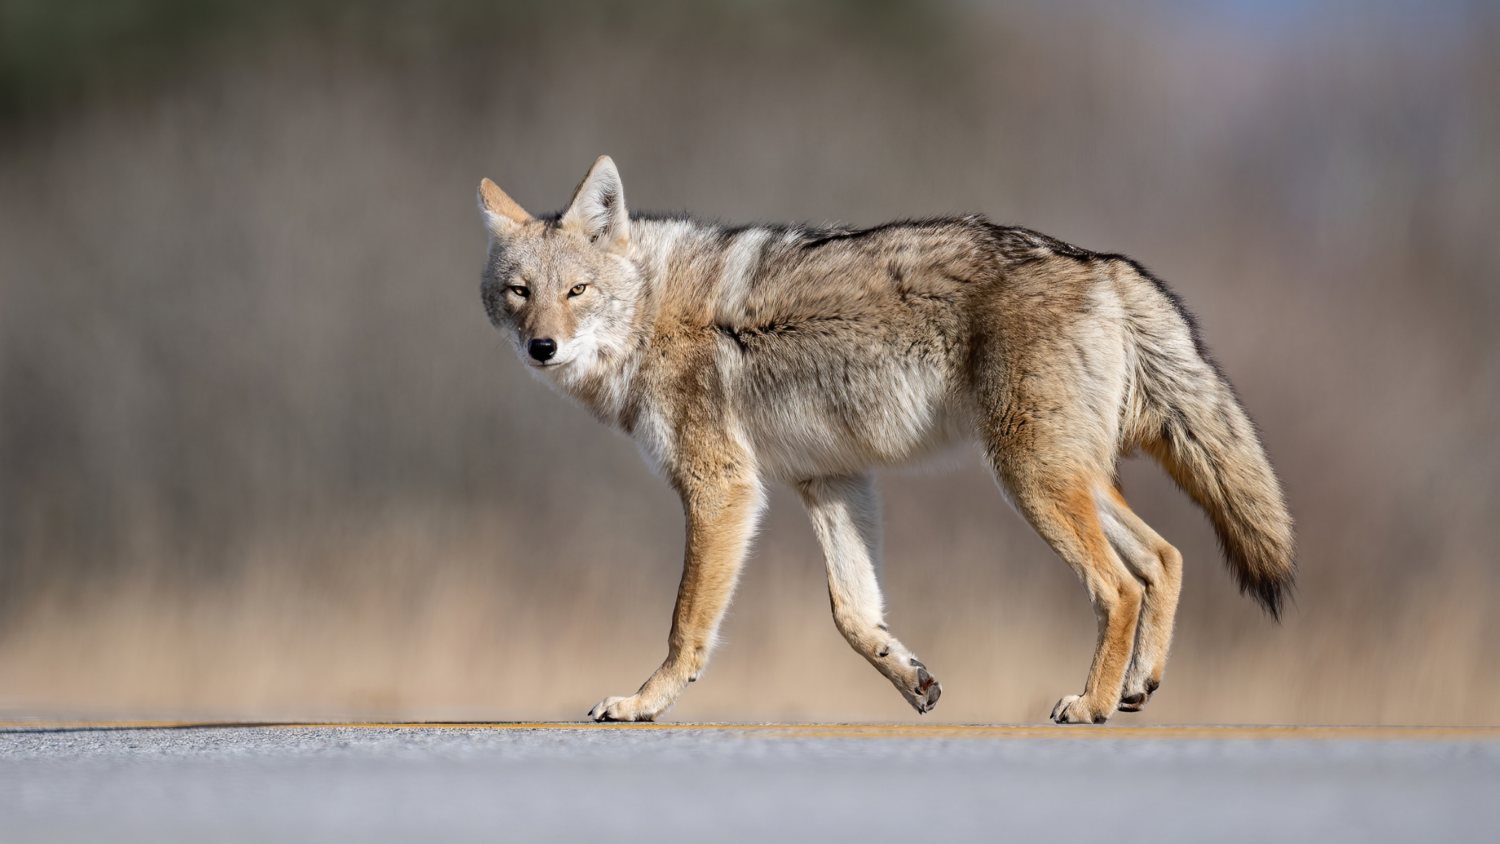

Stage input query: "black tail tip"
[
  {"left": 1223, "top": 540, "right": 1296, "bottom": 622},
  {"left": 1245, "top": 577, "right": 1293, "bottom": 622}
]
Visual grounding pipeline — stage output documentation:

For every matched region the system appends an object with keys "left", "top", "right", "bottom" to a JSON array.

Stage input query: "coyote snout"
[
  {"left": 527, "top": 338, "right": 557, "bottom": 362},
  {"left": 476, "top": 156, "right": 1294, "bottom": 724}
]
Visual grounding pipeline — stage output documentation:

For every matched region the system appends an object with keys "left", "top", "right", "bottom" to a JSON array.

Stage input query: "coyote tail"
[{"left": 1134, "top": 275, "right": 1296, "bottom": 618}]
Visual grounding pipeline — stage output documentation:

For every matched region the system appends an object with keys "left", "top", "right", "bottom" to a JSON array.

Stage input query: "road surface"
[{"left": 3, "top": 722, "right": 1497, "bottom": 843}]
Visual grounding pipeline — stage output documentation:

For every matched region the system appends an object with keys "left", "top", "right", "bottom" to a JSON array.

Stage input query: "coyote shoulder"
[{"left": 476, "top": 156, "right": 1293, "bottom": 723}]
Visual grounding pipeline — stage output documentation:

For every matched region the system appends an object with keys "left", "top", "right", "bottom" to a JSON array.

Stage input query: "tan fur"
[
  {"left": 476, "top": 157, "right": 1294, "bottom": 723},
  {"left": 479, "top": 178, "right": 531, "bottom": 228}
]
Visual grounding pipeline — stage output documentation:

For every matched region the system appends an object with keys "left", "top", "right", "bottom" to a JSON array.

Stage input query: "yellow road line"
[{"left": 2, "top": 721, "right": 1497, "bottom": 741}]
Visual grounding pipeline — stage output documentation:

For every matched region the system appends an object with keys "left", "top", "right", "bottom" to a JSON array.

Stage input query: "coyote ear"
[
  {"left": 561, "top": 155, "right": 629, "bottom": 254},
  {"left": 478, "top": 178, "right": 531, "bottom": 237}
]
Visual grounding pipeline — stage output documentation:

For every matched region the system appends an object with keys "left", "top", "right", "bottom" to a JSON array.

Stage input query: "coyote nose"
[{"left": 528, "top": 338, "right": 557, "bottom": 362}]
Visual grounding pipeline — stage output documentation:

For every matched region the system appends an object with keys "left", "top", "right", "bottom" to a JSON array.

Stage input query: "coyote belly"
[{"left": 476, "top": 156, "right": 1294, "bottom": 724}]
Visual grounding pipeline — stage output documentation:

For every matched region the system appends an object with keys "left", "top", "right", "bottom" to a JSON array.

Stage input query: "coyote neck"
[{"left": 627, "top": 217, "right": 726, "bottom": 324}]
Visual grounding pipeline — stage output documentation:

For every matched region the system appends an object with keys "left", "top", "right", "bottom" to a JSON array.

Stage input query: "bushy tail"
[{"left": 1133, "top": 284, "right": 1296, "bottom": 617}]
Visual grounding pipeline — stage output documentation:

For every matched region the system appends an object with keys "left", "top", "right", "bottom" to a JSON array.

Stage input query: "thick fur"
[{"left": 477, "top": 157, "right": 1294, "bottom": 724}]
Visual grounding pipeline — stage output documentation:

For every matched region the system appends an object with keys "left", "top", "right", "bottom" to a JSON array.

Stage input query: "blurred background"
[{"left": 0, "top": 0, "right": 1496, "bottom": 725}]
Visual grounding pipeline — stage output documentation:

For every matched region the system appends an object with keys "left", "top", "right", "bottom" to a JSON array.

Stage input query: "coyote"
[{"left": 476, "top": 156, "right": 1293, "bottom": 724}]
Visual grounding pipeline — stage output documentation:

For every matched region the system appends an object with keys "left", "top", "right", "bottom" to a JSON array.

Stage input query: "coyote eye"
[
  {"left": 568, "top": 283, "right": 588, "bottom": 297},
  {"left": 509, "top": 285, "right": 529, "bottom": 299}
]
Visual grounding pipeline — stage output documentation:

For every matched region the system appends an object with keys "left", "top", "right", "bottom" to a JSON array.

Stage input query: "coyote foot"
[
  {"left": 588, "top": 694, "right": 660, "bottom": 722},
  {"left": 1051, "top": 693, "right": 1111, "bottom": 724},
  {"left": 898, "top": 658, "right": 942, "bottom": 714},
  {"left": 1117, "top": 678, "right": 1160, "bottom": 712}
]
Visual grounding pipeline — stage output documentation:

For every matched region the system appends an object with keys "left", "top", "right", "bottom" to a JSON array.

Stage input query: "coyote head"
[{"left": 478, "top": 156, "right": 640, "bottom": 380}]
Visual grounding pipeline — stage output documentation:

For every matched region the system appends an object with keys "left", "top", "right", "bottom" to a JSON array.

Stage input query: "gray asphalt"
[{"left": 2, "top": 723, "right": 1497, "bottom": 843}]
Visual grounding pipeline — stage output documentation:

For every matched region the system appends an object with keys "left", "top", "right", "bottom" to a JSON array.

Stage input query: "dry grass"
[{"left": 3, "top": 494, "right": 1495, "bottom": 725}]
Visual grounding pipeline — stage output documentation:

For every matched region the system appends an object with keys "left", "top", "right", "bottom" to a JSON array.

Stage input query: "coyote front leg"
[
  {"left": 796, "top": 474, "right": 941, "bottom": 714},
  {"left": 589, "top": 471, "right": 765, "bottom": 722}
]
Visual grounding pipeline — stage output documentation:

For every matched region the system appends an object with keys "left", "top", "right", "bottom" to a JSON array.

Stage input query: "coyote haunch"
[{"left": 477, "top": 156, "right": 1294, "bottom": 724}]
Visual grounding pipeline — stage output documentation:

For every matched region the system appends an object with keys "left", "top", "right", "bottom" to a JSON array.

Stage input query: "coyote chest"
[{"left": 619, "top": 320, "right": 969, "bottom": 483}]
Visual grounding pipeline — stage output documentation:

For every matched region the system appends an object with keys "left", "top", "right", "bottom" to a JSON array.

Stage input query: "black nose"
[{"left": 528, "top": 338, "right": 557, "bottom": 362}]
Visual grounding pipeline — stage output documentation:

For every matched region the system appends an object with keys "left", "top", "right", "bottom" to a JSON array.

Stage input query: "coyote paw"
[
  {"left": 1117, "top": 678, "right": 1160, "bottom": 712},
  {"left": 1051, "top": 694, "right": 1110, "bottom": 724},
  {"left": 588, "top": 695, "right": 660, "bottom": 722},
  {"left": 899, "top": 658, "right": 942, "bottom": 714}
]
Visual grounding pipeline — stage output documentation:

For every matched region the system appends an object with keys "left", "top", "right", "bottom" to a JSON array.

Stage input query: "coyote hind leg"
[
  {"left": 992, "top": 456, "right": 1142, "bottom": 723},
  {"left": 796, "top": 474, "right": 941, "bottom": 714},
  {"left": 1097, "top": 488, "right": 1182, "bottom": 711}
]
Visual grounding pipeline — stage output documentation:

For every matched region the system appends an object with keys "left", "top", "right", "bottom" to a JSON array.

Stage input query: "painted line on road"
[{"left": 2, "top": 720, "right": 1497, "bottom": 741}]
